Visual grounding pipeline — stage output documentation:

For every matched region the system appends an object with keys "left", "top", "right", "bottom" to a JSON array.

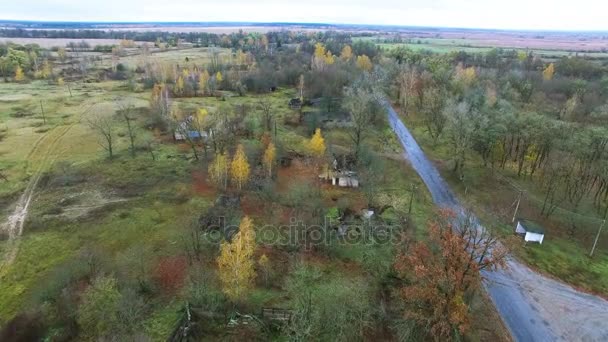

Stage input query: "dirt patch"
[
  {"left": 276, "top": 158, "right": 318, "bottom": 193},
  {"left": 44, "top": 189, "right": 127, "bottom": 220},
  {"left": 191, "top": 170, "right": 216, "bottom": 197}
]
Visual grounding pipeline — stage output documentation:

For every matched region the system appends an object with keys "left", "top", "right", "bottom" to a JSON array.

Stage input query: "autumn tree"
[
  {"left": 263, "top": 142, "right": 276, "bottom": 178},
  {"left": 176, "top": 75, "right": 185, "bottom": 94},
  {"left": 209, "top": 152, "right": 229, "bottom": 190},
  {"left": 308, "top": 128, "right": 326, "bottom": 158},
  {"left": 216, "top": 71, "right": 223, "bottom": 89},
  {"left": 543, "top": 63, "right": 555, "bottom": 81},
  {"left": 356, "top": 55, "right": 373, "bottom": 72},
  {"left": 312, "top": 43, "right": 328, "bottom": 71},
  {"left": 14, "top": 66, "right": 24, "bottom": 82},
  {"left": 198, "top": 70, "right": 210, "bottom": 96},
  {"left": 57, "top": 47, "right": 67, "bottom": 62},
  {"left": 394, "top": 209, "right": 507, "bottom": 341},
  {"left": 217, "top": 216, "right": 257, "bottom": 302},
  {"left": 230, "top": 144, "right": 250, "bottom": 191},
  {"left": 340, "top": 45, "right": 353, "bottom": 61}
]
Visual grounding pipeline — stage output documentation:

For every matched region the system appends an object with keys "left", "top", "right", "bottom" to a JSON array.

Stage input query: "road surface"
[{"left": 386, "top": 103, "right": 608, "bottom": 342}]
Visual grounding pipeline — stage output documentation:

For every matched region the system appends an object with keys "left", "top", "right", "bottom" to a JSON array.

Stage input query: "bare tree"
[
  {"left": 257, "top": 99, "right": 273, "bottom": 132},
  {"left": 118, "top": 102, "right": 137, "bottom": 158},
  {"left": 87, "top": 111, "right": 116, "bottom": 159}
]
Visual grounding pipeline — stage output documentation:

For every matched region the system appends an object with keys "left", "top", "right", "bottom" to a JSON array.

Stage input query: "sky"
[{"left": 2, "top": 0, "right": 607, "bottom": 31}]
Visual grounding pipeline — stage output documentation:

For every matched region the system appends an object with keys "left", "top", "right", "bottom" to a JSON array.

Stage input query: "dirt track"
[{"left": 0, "top": 124, "right": 73, "bottom": 275}]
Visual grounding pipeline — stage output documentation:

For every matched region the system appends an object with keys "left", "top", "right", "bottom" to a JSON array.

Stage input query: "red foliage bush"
[{"left": 153, "top": 256, "right": 188, "bottom": 295}]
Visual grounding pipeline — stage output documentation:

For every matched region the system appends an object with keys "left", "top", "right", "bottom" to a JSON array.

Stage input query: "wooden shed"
[{"left": 515, "top": 219, "right": 545, "bottom": 244}]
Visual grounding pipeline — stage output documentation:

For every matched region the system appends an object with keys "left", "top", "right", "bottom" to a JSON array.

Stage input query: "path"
[
  {"left": 0, "top": 124, "right": 74, "bottom": 275},
  {"left": 386, "top": 102, "right": 608, "bottom": 342}
]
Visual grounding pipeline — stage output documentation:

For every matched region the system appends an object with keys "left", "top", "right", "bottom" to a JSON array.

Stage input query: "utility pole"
[
  {"left": 512, "top": 191, "right": 523, "bottom": 223},
  {"left": 40, "top": 100, "right": 46, "bottom": 124},
  {"left": 408, "top": 184, "right": 417, "bottom": 215},
  {"left": 590, "top": 219, "right": 606, "bottom": 258}
]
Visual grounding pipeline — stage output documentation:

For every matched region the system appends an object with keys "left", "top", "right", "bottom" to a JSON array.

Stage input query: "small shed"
[
  {"left": 288, "top": 98, "right": 302, "bottom": 110},
  {"left": 515, "top": 219, "right": 545, "bottom": 244},
  {"left": 173, "top": 117, "right": 208, "bottom": 141}
]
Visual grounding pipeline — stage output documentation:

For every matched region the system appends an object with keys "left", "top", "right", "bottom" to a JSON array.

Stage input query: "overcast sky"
[{"left": 2, "top": 0, "right": 607, "bottom": 31}]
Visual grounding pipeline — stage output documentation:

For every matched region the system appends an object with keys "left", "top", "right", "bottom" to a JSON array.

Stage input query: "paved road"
[{"left": 386, "top": 103, "right": 608, "bottom": 342}]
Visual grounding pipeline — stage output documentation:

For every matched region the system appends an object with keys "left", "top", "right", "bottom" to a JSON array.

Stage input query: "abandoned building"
[
  {"left": 515, "top": 219, "right": 545, "bottom": 244},
  {"left": 288, "top": 98, "right": 302, "bottom": 110}
]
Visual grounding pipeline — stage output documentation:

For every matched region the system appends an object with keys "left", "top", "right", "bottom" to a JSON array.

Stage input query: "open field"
[
  {"left": 0, "top": 37, "right": 145, "bottom": 48},
  {"left": 356, "top": 30, "right": 608, "bottom": 58}
]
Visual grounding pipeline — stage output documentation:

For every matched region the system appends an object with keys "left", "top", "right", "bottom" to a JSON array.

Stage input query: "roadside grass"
[{"left": 399, "top": 111, "right": 608, "bottom": 297}]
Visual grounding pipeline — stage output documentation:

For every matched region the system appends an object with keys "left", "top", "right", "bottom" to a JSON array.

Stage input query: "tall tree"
[
  {"left": 394, "top": 209, "right": 507, "bottom": 341},
  {"left": 356, "top": 55, "right": 373, "bottom": 72},
  {"left": 340, "top": 45, "right": 353, "bottom": 61},
  {"left": 263, "top": 142, "right": 276, "bottom": 178},
  {"left": 119, "top": 103, "right": 137, "bottom": 158},
  {"left": 308, "top": 128, "right": 326, "bottom": 158},
  {"left": 543, "top": 63, "right": 555, "bottom": 81},
  {"left": 217, "top": 216, "right": 256, "bottom": 302},
  {"left": 230, "top": 144, "right": 250, "bottom": 191},
  {"left": 14, "top": 66, "right": 24, "bottom": 82},
  {"left": 88, "top": 111, "right": 116, "bottom": 159},
  {"left": 209, "top": 152, "right": 229, "bottom": 190}
]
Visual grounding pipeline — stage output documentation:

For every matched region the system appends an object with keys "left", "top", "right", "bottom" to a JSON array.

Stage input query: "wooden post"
[
  {"left": 512, "top": 191, "right": 522, "bottom": 223},
  {"left": 590, "top": 219, "right": 606, "bottom": 258}
]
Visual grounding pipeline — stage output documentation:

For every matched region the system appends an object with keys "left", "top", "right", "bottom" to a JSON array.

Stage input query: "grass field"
[{"left": 356, "top": 36, "right": 608, "bottom": 59}]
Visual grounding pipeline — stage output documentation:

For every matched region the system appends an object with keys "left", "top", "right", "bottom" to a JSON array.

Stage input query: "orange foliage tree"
[{"left": 394, "top": 209, "right": 507, "bottom": 341}]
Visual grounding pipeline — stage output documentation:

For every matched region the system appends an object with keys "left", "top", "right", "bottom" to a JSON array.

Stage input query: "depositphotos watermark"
[{"left": 201, "top": 216, "right": 404, "bottom": 246}]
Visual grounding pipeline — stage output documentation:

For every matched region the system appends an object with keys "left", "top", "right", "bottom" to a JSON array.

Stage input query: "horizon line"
[{"left": 1, "top": 19, "right": 608, "bottom": 34}]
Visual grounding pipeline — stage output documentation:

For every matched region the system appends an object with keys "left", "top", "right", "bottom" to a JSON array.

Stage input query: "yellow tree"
[
  {"left": 14, "top": 66, "right": 24, "bottom": 81},
  {"left": 57, "top": 47, "right": 67, "bottom": 62},
  {"left": 199, "top": 70, "right": 210, "bottom": 96},
  {"left": 324, "top": 51, "right": 335, "bottom": 65},
  {"left": 209, "top": 152, "right": 229, "bottom": 189},
  {"left": 543, "top": 63, "right": 555, "bottom": 81},
  {"left": 263, "top": 142, "right": 276, "bottom": 178},
  {"left": 356, "top": 55, "right": 373, "bottom": 72},
  {"left": 230, "top": 144, "right": 250, "bottom": 191},
  {"left": 176, "top": 76, "right": 185, "bottom": 93},
  {"left": 312, "top": 43, "right": 327, "bottom": 71},
  {"left": 57, "top": 77, "right": 65, "bottom": 86},
  {"left": 40, "top": 59, "right": 52, "bottom": 79},
  {"left": 309, "top": 128, "right": 326, "bottom": 158},
  {"left": 217, "top": 216, "right": 257, "bottom": 302},
  {"left": 340, "top": 45, "right": 353, "bottom": 61},
  {"left": 216, "top": 71, "right": 223, "bottom": 83}
]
